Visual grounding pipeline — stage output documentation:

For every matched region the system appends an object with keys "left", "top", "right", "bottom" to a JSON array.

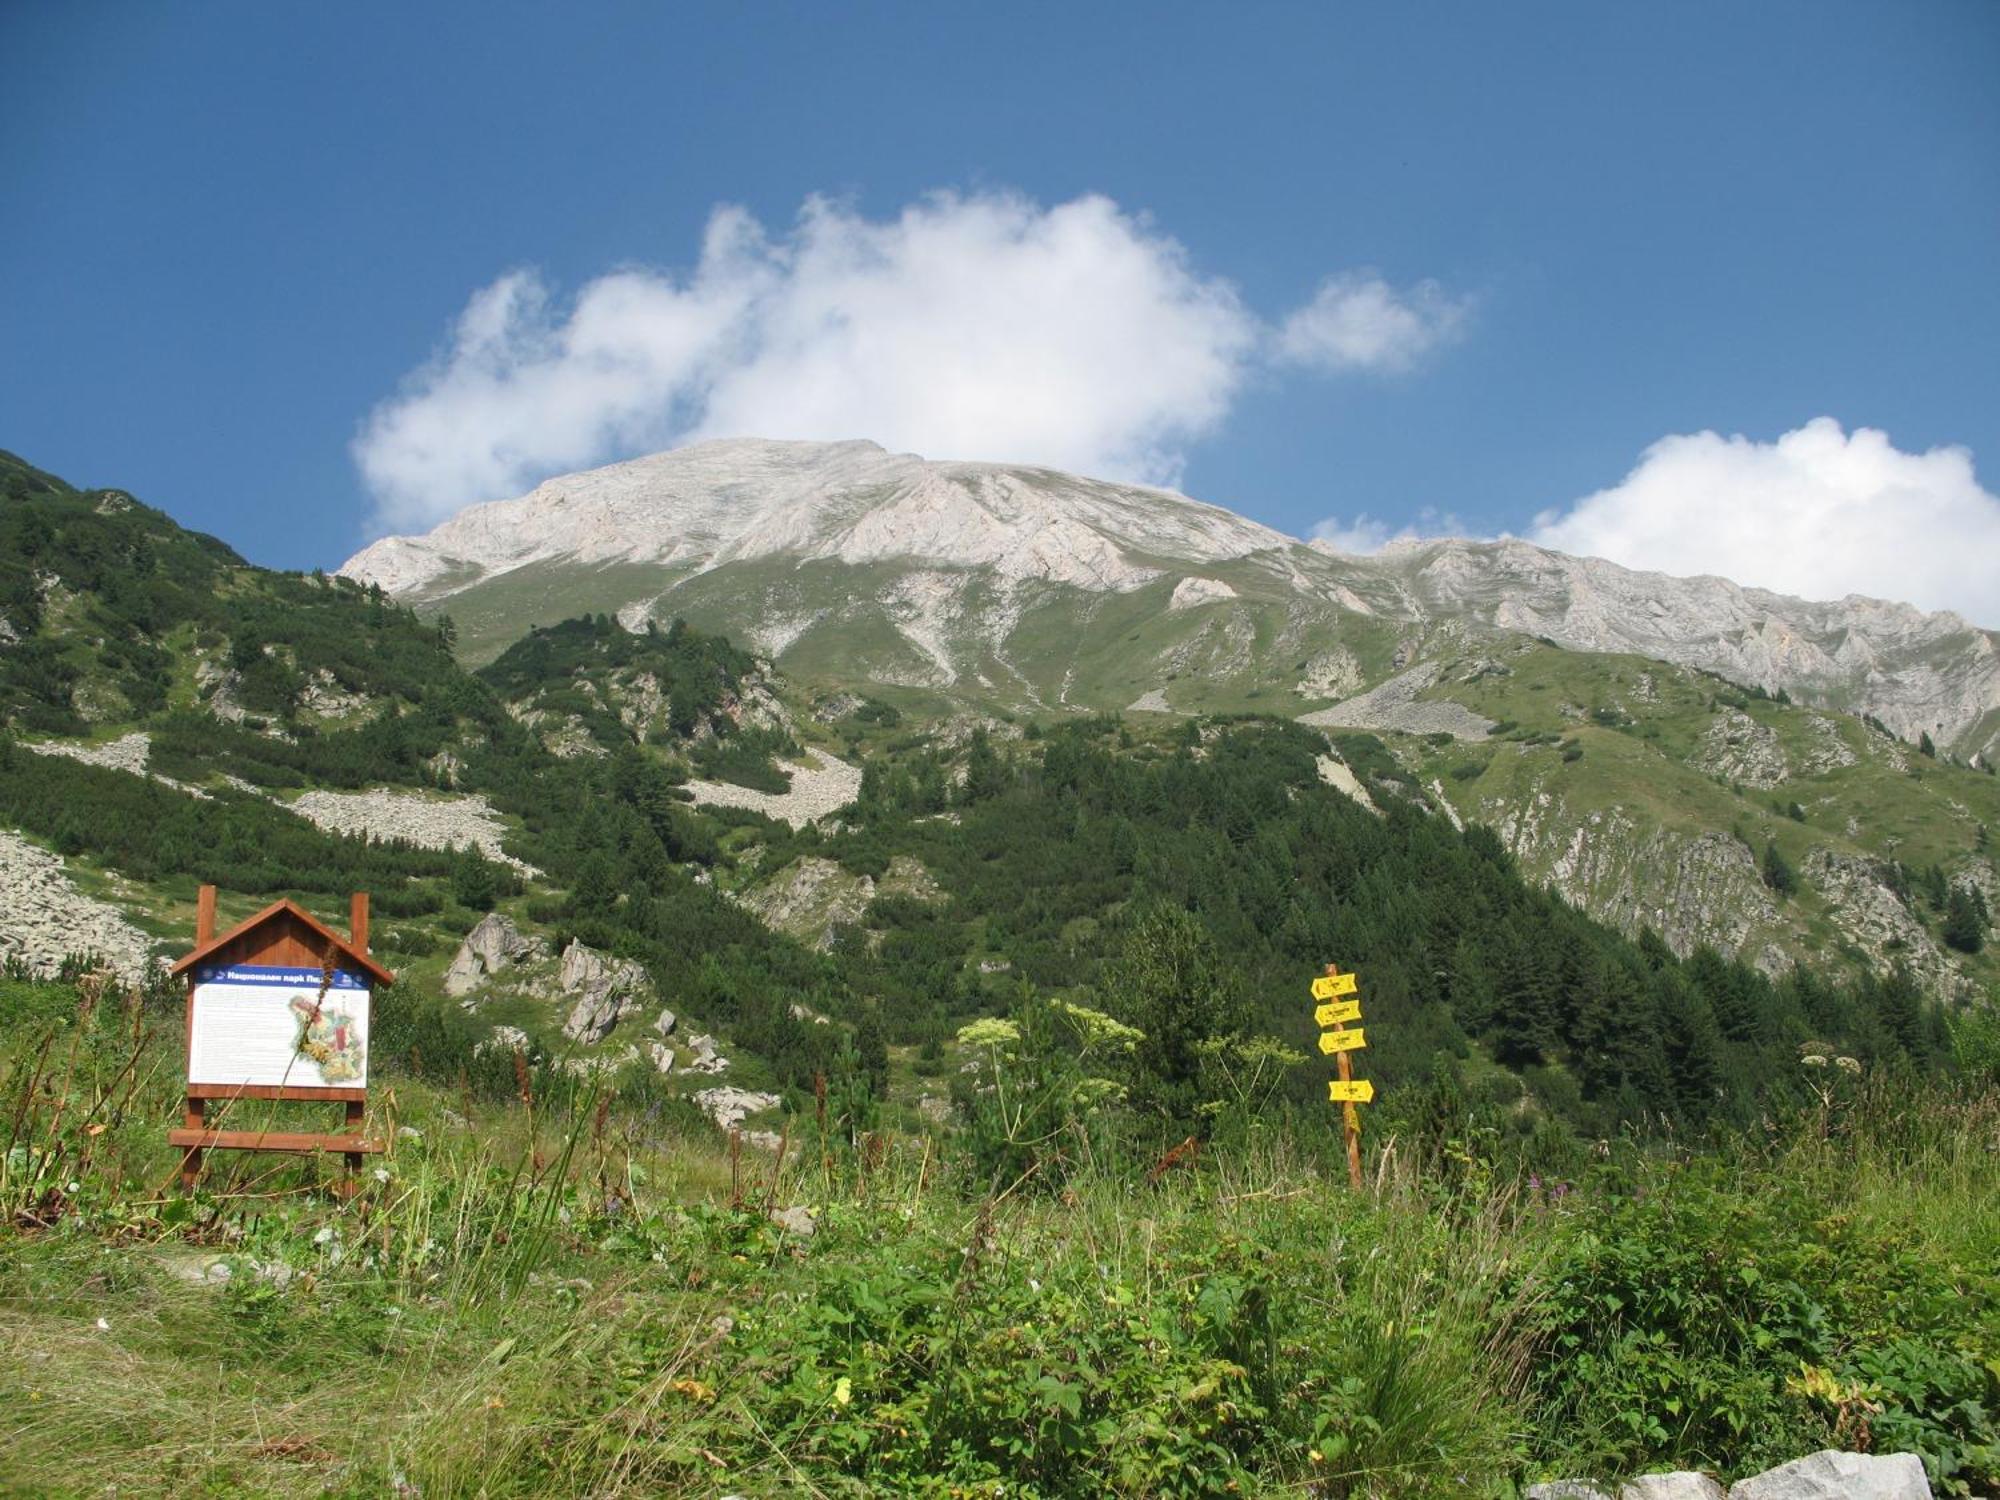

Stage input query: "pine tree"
[
  {"left": 1918, "top": 730, "right": 1937, "bottom": 758},
  {"left": 1943, "top": 887, "right": 1986, "bottom": 954},
  {"left": 451, "top": 843, "right": 498, "bottom": 912},
  {"left": 1762, "top": 839, "right": 1797, "bottom": 897}
]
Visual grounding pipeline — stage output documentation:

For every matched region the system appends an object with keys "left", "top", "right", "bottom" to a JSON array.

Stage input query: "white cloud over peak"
[
  {"left": 1277, "top": 273, "right": 1469, "bottom": 373},
  {"left": 354, "top": 191, "right": 1461, "bottom": 531},
  {"left": 1530, "top": 418, "right": 2000, "bottom": 626},
  {"left": 1310, "top": 506, "right": 1469, "bottom": 555}
]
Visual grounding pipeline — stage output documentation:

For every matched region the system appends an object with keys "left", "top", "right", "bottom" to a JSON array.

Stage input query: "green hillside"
[{"left": 4, "top": 450, "right": 2000, "bottom": 1494}]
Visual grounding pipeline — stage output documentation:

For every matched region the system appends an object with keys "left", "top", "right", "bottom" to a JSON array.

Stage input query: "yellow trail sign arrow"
[
  {"left": 1317, "top": 1027, "right": 1367, "bottom": 1055},
  {"left": 1328, "top": 1079, "right": 1375, "bottom": 1104},
  {"left": 1315, "top": 1000, "right": 1361, "bottom": 1028},
  {"left": 1310, "top": 973, "right": 1359, "bottom": 1001}
]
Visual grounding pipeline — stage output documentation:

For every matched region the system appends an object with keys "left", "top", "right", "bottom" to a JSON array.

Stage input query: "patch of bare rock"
[
  {"left": 1802, "top": 849, "right": 1965, "bottom": 1000},
  {"left": 1527, "top": 1449, "right": 1930, "bottom": 1500},
  {"left": 1297, "top": 659, "right": 1495, "bottom": 741},
  {"left": 1487, "top": 790, "right": 1787, "bottom": 969},
  {"left": 692, "top": 1086, "right": 781, "bottom": 1132},
  {"left": 557, "top": 940, "right": 652, "bottom": 1043},
  {"left": 24, "top": 731, "right": 212, "bottom": 799},
  {"left": 738, "top": 854, "right": 941, "bottom": 950},
  {"left": 0, "top": 829, "right": 157, "bottom": 983},
  {"left": 680, "top": 749, "right": 863, "bottom": 828},
  {"left": 443, "top": 911, "right": 548, "bottom": 996},
  {"left": 1692, "top": 708, "right": 1788, "bottom": 789},
  {"left": 287, "top": 788, "right": 538, "bottom": 874}
]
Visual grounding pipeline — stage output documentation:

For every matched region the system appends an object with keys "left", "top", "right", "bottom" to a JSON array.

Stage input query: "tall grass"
[{"left": 1, "top": 974, "right": 1995, "bottom": 1496}]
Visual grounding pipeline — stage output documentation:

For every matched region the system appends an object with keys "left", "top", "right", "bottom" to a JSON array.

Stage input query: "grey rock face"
[
  {"left": 1728, "top": 1450, "right": 1930, "bottom": 1500},
  {"left": 1803, "top": 849, "right": 1965, "bottom": 999},
  {"left": 476, "top": 1024, "right": 531, "bottom": 1055},
  {"left": 341, "top": 438, "right": 2000, "bottom": 758},
  {"left": 1623, "top": 1475, "right": 1725, "bottom": 1500},
  {"left": 692, "top": 1086, "right": 780, "bottom": 1131},
  {"left": 1526, "top": 1483, "right": 1612, "bottom": 1500},
  {"left": 682, "top": 1032, "right": 729, "bottom": 1075},
  {"left": 1487, "top": 789, "right": 1784, "bottom": 965},
  {"left": 558, "top": 940, "right": 652, "bottom": 1044},
  {"left": 443, "top": 912, "right": 547, "bottom": 998},
  {"left": 1692, "top": 709, "right": 1789, "bottom": 788}
]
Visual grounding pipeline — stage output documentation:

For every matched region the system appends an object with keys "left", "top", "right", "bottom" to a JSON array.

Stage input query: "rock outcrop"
[
  {"left": 442, "top": 912, "right": 547, "bottom": 997},
  {"left": 1728, "top": 1450, "right": 1930, "bottom": 1500},
  {"left": 692, "top": 1087, "right": 780, "bottom": 1132},
  {"left": 558, "top": 941, "right": 652, "bottom": 1044},
  {"left": 1802, "top": 849, "right": 1965, "bottom": 998},
  {"left": 1528, "top": 1450, "right": 1929, "bottom": 1500}
]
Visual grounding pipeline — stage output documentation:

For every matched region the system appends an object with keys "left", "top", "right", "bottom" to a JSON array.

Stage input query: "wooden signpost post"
[
  {"left": 1313, "top": 963, "right": 1372, "bottom": 1188},
  {"left": 167, "top": 886, "right": 393, "bottom": 1194}
]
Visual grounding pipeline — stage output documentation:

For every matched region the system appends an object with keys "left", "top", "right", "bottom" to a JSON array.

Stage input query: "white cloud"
[
  {"left": 354, "top": 191, "right": 1464, "bottom": 532},
  {"left": 356, "top": 192, "right": 1258, "bottom": 530},
  {"left": 1529, "top": 418, "right": 2000, "bottom": 625},
  {"left": 1310, "top": 506, "right": 1469, "bottom": 555},
  {"left": 1277, "top": 272, "right": 1469, "bottom": 373}
]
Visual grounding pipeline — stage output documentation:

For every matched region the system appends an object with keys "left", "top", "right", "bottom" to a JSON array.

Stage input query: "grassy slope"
[
  {"left": 2, "top": 971, "right": 1995, "bottom": 1497},
  {"left": 1385, "top": 643, "right": 2000, "bottom": 985}
]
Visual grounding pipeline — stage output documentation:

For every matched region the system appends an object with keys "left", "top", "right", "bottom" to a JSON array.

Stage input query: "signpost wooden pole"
[
  {"left": 168, "top": 886, "right": 393, "bottom": 1195},
  {"left": 1313, "top": 963, "right": 1368, "bottom": 1189}
]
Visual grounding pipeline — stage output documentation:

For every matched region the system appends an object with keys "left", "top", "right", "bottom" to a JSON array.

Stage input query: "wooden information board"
[{"left": 167, "top": 886, "right": 394, "bottom": 1192}]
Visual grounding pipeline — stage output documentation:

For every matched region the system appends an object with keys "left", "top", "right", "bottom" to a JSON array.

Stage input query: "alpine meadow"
[{"left": 5, "top": 8, "right": 2000, "bottom": 1497}]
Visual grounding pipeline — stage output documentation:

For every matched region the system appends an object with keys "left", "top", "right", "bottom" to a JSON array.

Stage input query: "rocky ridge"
[{"left": 342, "top": 438, "right": 2000, "bottom": 756}]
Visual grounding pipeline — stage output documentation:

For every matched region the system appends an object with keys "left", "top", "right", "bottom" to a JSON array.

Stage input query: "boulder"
[
  {"left": 475, "top": 1023, "right": 531, "bottom": 1055},
  {"left": 1625, "top": 1476, "right": 1724, "bottom": 1500},
  {"left": 1729, "top": 1452, "right": 1930, "bottom": 1500},
  {"left": 769, "top": 1205, "right": 816, "bottom": 1238},
  {"left": 644, "top": 1041, "right": 675, "bottom": 1075},
  {"left": 558, "top": 940, "right": 651, "bottom": 1043},
  {"left": 692, "top": 1087, "right": 780, "bottom": 1132},
  {"left": 652, "top": 1007, "right": 678, "bottom": 1037},
  {"left": 682, "top": 1032, "right": 730, "bottom": 1075},
  {"left": 443, "top": 912, "right": 545, "bottom": 998},
  {"left": 1527, "top": 1484, "right": 1612, "bottom": 1500}
]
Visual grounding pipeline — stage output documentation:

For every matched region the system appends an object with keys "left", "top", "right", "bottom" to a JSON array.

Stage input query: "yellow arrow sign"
[
  {"left": 1310, "top": 973, "right": 1359, "bottom": 1000},
  {"left": 1315, "top": 1000, "right": 1362, "bottom": 1028},
  {"left": 1328, "top": 1079, "right": 1376, "bottom": 1104},
  {"left": 1317, "top": 1027, "right": 1367, "bottom": 1055}
]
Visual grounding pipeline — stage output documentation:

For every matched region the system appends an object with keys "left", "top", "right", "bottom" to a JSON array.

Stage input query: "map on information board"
[{"left": 187, "top": 964, "right": 370, "bottom": 1090}]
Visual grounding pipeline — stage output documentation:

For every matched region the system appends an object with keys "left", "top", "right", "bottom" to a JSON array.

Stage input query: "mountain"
[
  {"left": 0, "top": 442, "right": 1992, "bottom": 1193},
  {"left": 341, "top": 438, "right": 2000, "bottom": 760}
]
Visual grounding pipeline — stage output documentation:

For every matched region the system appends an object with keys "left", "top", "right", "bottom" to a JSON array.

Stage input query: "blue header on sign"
[{"left": 194, "top": 964, "right": 369, "bottom": 990}]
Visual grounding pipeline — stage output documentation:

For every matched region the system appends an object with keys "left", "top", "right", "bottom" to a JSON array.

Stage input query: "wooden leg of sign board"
[
  {"left": 179, "top": 1097, "right": 205, "bottom": 1192},
  {"left": 1335, "top": 1050, "right": 1363, "bottom": 1190},
  {"left": 340, "top": 1099, "right": 366, "bottom": 1198}
]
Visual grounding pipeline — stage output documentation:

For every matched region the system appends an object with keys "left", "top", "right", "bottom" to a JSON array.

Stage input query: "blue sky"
[{"left": 4, "top": 3, "right": 1997, "bottom": 616}]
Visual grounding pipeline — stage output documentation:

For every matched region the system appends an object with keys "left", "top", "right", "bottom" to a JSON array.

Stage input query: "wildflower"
[
  {"left": 65, "top": 1181, "right": 81, "bottom": 1194},
  {"left": 833, "top": 1376, "right": 853, "bottom": 1407},
  {"left": 373, "top": 1167, "right": 390, "bottom": 1184},
  {"left": 955, "top": 1017, "right": 1022, "bottom": 1050},
  {"left": 94, "top": 1318, "right": 109, "bottom": 1331}
]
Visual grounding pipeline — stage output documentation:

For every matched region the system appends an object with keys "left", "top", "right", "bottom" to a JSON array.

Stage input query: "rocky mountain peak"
[{"left": 341, "top": 438, "right": 2000, "bottom": 758}]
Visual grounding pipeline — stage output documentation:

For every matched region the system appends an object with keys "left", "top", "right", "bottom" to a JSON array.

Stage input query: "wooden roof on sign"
[{"left": 169, "top": 898, "right": 395, "bottom": 987}]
